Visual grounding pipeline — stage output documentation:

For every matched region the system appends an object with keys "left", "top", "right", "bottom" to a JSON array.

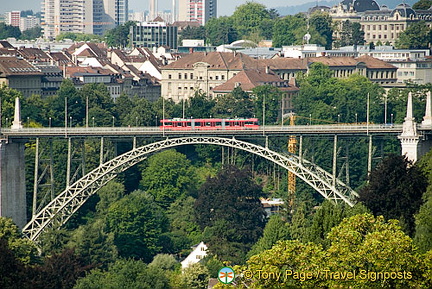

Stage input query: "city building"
[
  {"left": 181, "top": 242, "right": 207, "bottom": 269},
  {"left": 160, "top": 51, "right": 256, "bottom": 102},
  {"left": 130, "top": 19, "right": 178, "bottom": 49},
  {"left": 19, "top": 16, "right": 40, "bottom": 32},
  {"left": 328, "top": 1, "right": 432, "bottom": 45},
  {"left": 178, "top": 0, "right": 217, "bottom": 25},
  {"left": 5, "top": 11, "right": 20, "bottom": 27},
  {"left": 41, "top": 0, "right": 128, "bottom": 38},
  {"left": 0, "top": 56, "right": 43, "bottom": 97}
]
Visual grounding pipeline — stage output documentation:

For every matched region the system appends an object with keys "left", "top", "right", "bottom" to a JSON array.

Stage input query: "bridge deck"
[{"left": 0, "top": 124, "right": 405, "bottom": 138}]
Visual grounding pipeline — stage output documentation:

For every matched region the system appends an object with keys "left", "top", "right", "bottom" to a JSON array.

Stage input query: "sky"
[{"left": 0, "top": 0, "right": 315, "bottom": 18}]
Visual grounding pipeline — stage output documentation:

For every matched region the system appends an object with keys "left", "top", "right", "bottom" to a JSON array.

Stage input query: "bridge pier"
[{"left": 0, "top": 141, "right": 27, "bottom": 228}]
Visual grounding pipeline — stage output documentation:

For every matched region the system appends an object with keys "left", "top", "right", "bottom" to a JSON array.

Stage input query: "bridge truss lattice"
[{"left": 22, "top": 136, "right": 358, "bottom": 241}]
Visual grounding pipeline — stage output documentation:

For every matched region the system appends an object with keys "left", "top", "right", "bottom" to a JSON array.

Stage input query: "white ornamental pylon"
[
  {"left": 11, "top": 97, "right": 23, "bottom": 130},
  {"left": 422, "top": 91, "right": 432, "bottom": 126}
]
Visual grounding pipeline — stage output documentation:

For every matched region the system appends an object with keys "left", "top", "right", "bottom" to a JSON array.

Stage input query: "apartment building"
[
  {"left": 178, "top": 0, "right": 217, "bottom": 25},
  {"left": 130, "top": 20, "right": 178, "bottom": 49},
  {"left": 42, "top": 0, "right": 128, "bottom": 38},
  {"left": 161, "top": 51, "right": 256, "bottom": 102}
]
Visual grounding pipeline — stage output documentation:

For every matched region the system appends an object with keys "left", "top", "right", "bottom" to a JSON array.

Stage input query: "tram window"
[
  {"left": 206, "top": 122, "right": 211, "bottom": 126},
  {"left": 165, "top": 122, "right": 172, "bottom": 126},
  {"left": 215, "top": 122, "right": 222, "bottom": 126},
  {"left": 195, "top": 122, "right": 201, "bottom": 127},
  {"left": 186, "top": 122, "right": 192, "bottom": 127}
]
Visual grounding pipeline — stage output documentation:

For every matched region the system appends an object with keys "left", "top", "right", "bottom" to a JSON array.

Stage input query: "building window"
[
  {"left": 215, "top": 76, "right": 219, "bottom": 80},
  {"left": 168, "top": 74, "right": 172, "bottom": 79},
  {"left": 184, "top": 73, "right": 187, "bottom": 79},
  {"left": 178, "top": 73, "right": 182, "bottom": 79},
  {"left": 190, "top": 73, "right": 193, "bottom": 79},
  {"left": 221, "top": 75, "right": 225, "bottom": 80}
]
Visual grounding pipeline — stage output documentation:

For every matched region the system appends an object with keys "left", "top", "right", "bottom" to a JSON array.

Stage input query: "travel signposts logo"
[{"left": 218, "top": 267, "right": 235, "bottom": 284}]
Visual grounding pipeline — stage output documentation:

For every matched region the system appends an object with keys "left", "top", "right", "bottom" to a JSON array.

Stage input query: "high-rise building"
[
  {"left": 178, "top": 0, "right": 216, "bottom": 26},
  {"left": 42, "top": 0, "right": 128, "bottom": 39},
  {"left": 19, "top": 16, "right": 41, "bottom": 32},
  {"left": 6, "top": 11, "right": 21, "bottom": 27}
]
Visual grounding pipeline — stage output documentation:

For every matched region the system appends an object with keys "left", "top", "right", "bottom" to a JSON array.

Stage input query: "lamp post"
[
  {"left": 262, "top": 94, "right": 266, "bottom": 135},
  {"left": 92, "top": 117, "right": 95, "bottom": 127},
  {"left": 337, "top": 114, "right": 340, "bottom": 124},
  {"left": 27, "top": 117, "right": 29, "bottom": 127},
  {"left": 384, "top": 94, "right": 388, "bottom": 124},
  {"left": 70, "top": 116, "right": 72, "bottom": 128},
  {"left": 355, "top": 113, "right": 358, "bottom": 124},
  {"left": 136, "top": 116, "right": 138, "bottom": 127},
  {"left": 86, "top": 95, "right": 89, "bottom": 128},
  {"left": 309, "top": 113, "right": 312, "bottom": 125},
  {"left": 391, "top": 113, "right": 394, "bottom": 124},
  {"left": 49, "top": 117, "right": 52, "bottom": 128},
  {"left": 112, "top": 116, "right": 115, "bottom": 127}
]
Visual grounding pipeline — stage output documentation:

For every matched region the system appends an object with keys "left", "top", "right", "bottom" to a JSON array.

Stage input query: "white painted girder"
[{"left": 22, "top": 137, "right": 358, "bottom": 241}]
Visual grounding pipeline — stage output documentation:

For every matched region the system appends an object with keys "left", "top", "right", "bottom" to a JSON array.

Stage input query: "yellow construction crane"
[{"left": 287, "top": 113, "right": 297, "bottom": 213}]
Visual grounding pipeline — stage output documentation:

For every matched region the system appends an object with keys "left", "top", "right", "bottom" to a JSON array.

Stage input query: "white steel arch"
[{"left": 22, "top": 137, "right": 358, "bottom": 241}]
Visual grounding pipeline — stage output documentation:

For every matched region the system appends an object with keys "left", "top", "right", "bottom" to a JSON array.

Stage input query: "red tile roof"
[
  {"left": 0, "top": 56, "right": 43, "bottom": 76},
  {"left": 212, "top": 69, "right": 299, "bottom": 93},
  {"left": 164, "top": 52, "right": 257, "bottom": 70}
]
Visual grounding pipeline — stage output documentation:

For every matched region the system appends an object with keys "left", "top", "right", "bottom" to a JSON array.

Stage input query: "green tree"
[
  {"left": 272, "top": 14, "right": 306, "bottom": 47},
  {"left": 415, "top": 149, "right": 432, "bottom": 252},
  {"left": 179, "top": 25, "right": 206, "bottom": 42},
  {"left": 336, "top": 20, "right": 365, "bottom": 48},
  {"left": 30, "top": 248, "right": 92, "bottom": 289},
  {"left": 195, "top": 166, "right": 266, "bottom": 263},
  {"left": 178, "top": 262, "right": 209, "bottom": 289},
  {"left": 294, "top": 63, "right": 384, "bottom": 124},
  {"left": 0, "top": 23, "right": 21, "bottom": 39},
  {"left": 413, "top": 0, "right": 432, "bottom": 9},
  {"left": 253, "top": 85, "right": 282, "bottom": 125},
  {"left": 55, "top": 32, "right": 103, "bottom": 42},
  {"left": 310, "top": 11, "right": 333, "bottom": 49},
  {"left": 185, "top": 91, "right": 215, "bottom": 118},
  {"left": 325, "top": 214, "right": 422, "bottom": 289},
  {"left": 359, "top": 155, "right": 428, "bottom": 235},
  {"left": 396, "top": 21, "right": 432, "bottom": 49},
  {"left": 305, "top": 200, "right": 369, "bottom": 247},
  {"left": 0, "top": 239, "right": 27, "bottom": 289},
  {"left": 20, "top": 26, "right": 42, "bottom": 40},
  {"left": 166, "top": 196, "right": 202, "bottom": 253},
  {"left": 205, "top": 16, "right": 238, "bottom": 46},
  {"left": 235, "top": 214, "right": 426, "bottom": 288},
  {"left": 105, "top": 191, "right": 168, "bottom": 262},
  {"left": 211, "top": 86, "right": 254, "bottom": 118},
  {"left": 105, "top": 21, "right": 136, "bottom": 48},
  {"left": 141, "top": 150, "right": 196, "bottom": 208},
  {"left": 231, "top": 2, "right": 271, "bottom": 38},
  {"left": 66, "top": 218, "right": 118, "bottom": 266},
  {"left": 0, "top": 217, "right": 38, "bottom": 265},
  {"left": 0, "top": 85, "right": 23, "bottom": 124},
  {"left": 74, "top": 258, "right": 170, "bottom": 289},
  {"left": 248, "top": 214, "right": 291, "bottom": 257}
]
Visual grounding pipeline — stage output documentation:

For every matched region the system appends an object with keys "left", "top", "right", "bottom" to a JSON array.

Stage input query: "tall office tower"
[
  {"left": 149, "top": 0, "right": 157, "bottom": 21},
  {"left": 42, "top": 0, "right": 128, "bottom": 39},
  {"left": 172, "top": 0, "right": 176, "bottom": 22},
  {"left": 178, "top": 0, "right": 216, "bottom": 25}
]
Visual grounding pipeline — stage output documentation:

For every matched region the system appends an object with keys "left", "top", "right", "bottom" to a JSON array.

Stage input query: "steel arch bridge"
[{"left": 22, "top": 136, "right": 359, "bottom": 241}]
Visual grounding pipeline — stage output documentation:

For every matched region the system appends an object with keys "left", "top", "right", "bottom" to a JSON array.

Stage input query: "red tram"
[{"left": 160, "top": 118, "right": 260, "bottom": 130}]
